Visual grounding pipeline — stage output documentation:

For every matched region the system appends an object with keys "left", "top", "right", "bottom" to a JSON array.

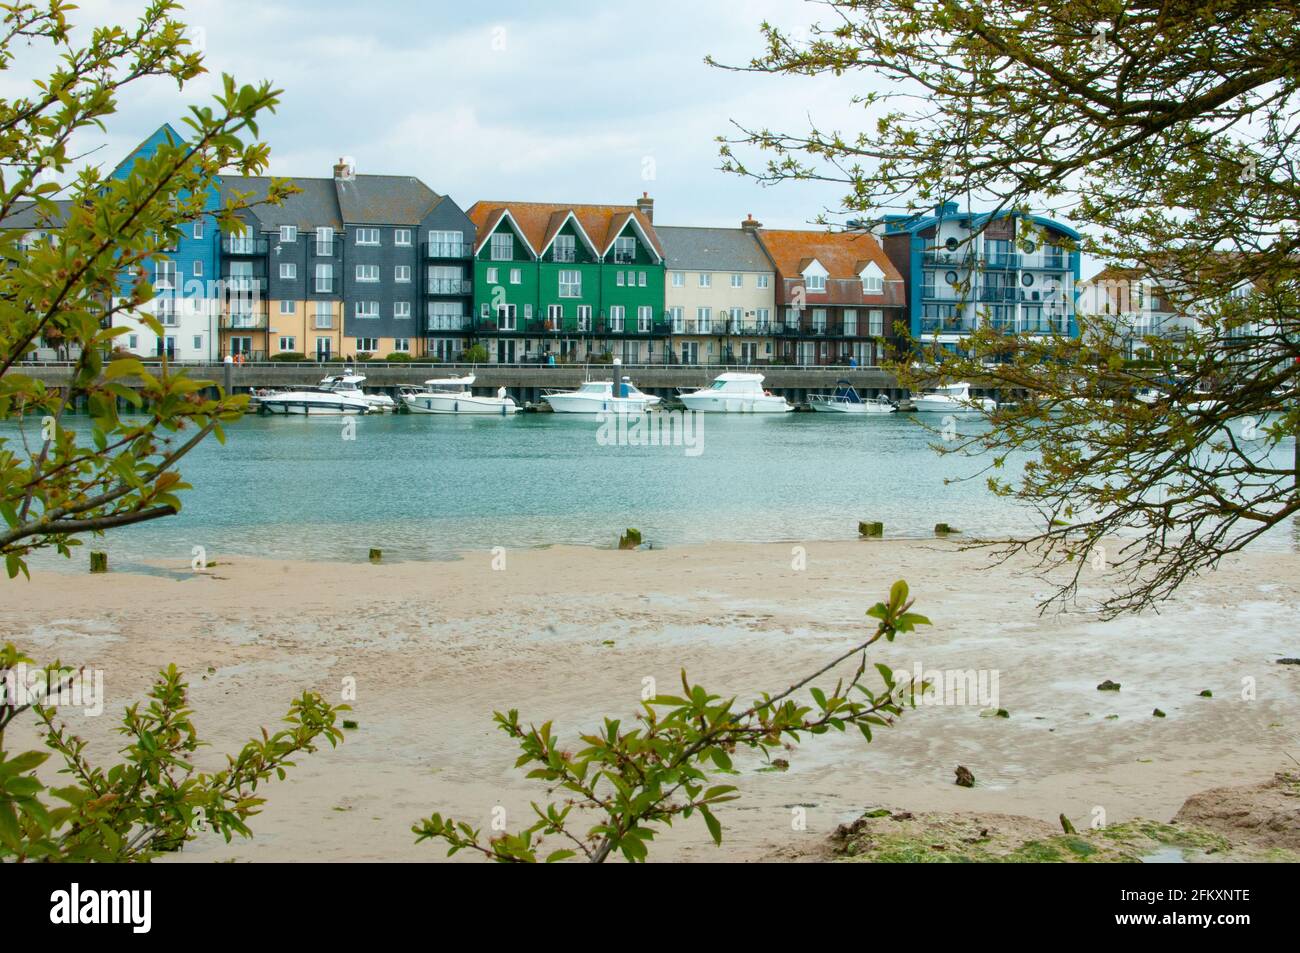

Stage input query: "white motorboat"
[
  {"left": 399, "top": 375, "right": 518, "bottom": 415},
  {"left": 1185, "top": 389, "right": 1222, "bottom": 413},
  {"left": 543, "top": 378, "right": 661, "bottom": 414},
  {"left": 258, "top": 375, "right": 377, "bottom": 416},
  {"left": 330, "top": 374, "right": 396, "bottom": 413},
  {"left": 910, "top": 382, "right": 996, "bottom": 414},
  {"left": 677, "top": 372, "right": 793, "bottom": 413},
  {"left": 808, "top": 380, "right": 896, "bottom": 414}
]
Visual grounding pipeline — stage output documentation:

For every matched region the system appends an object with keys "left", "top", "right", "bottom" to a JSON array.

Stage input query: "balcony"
[
  {"left": 984, "top": 253, "right": 1020, "bottom": 270},
  {"left": 424, "top": 314, "right": 471, "bottom": 333},
  {"left": 922, "top": 249, "right": 977, "bottom": 267},
  {"left": 426, "top": 278, "right": 472, "bottom": 295},
  {"left": 1022, "top": 254, "right": 1066, "bottom": 271},
  {"left": 219, "top": 311, "right": 269, "bottom": 330},
  {"left": 721, "top": 322, "right": 774, "bottom": 336},
  {"left": 221, "top": 237, "right": 268, "bottom": 256},
  {"left": 920, "top": 317, "right": 977, "bottom": 334},
  {"left": 978, "top": 286, "right": 1018, "bottom": 303},
  {"left": 424, "top": 240, "right": 471, "bottom": 259},
  {"left": 220, "top": 276, "right": 266, "bottom": 295}
]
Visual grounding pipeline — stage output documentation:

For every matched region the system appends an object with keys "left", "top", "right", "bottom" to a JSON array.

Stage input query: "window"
[
  {"left": 552, "top": 234, "right": 576, "bottom": 263},
  {"left": 279, "top": 300, "right": 295, "bottom": 315},
  {"left": 193, "top": 260, "right": 203, "bottom": 278},
  {"left": 355, "top": 301, "right": 379, "bottom": 319},
  {"left": 812, "top": 308, "right": 827, "bottom": 330},
  {"left": 757, "top": 274, "right": 769, "bottom": 289},
  {"left": 356, "top": 265, "right": 379, "bottom": 283},
  {"left": 869, "top": 309, "right": 884, "bottom": 336},
  {"left": 193, "top": 221, "right": 204, "bottom": 240},
  {"left": 547, "top": 304, "right": 564, "bottom": 322},
  {"left": 806, "top": 274, "right": 826, "bottom": 292},
  {"left": 428, "top": 266, "right": 461, "bottom": 293},
  {"left": 609, "top": 305, "right": 625, "bottom": 331},
  {"left": 393, "top": 337, "right": 410, "bottom": 352},
  {"left": 355, "top": 337, "right": 378, "bottom": 352},
  {"left": 490, "top": 232, "right": 513, "bottom": 261},
  {"left": 279, "top": 336, "right": 296, "bottom": 351},
  {"left": 156, "top": 260, "right": 176, "bottom": 290},
  {"left": 315, "top": 227, "right": 334, "bottom": 256},
  {"left": 280, "top": 263, "right": 296, "bottom": 279},
  {"left": 315, "top": 263, "right": 334, "bottom": 292},
  {"left": 698, "top": 273, "right": 711, "bottom": 288},
  {"left": 355, "top": 228, "right": 380, "bottom": 246},
  {"left": 755, "top": 307, "right": 770, "bottom": 329},
  {"left": 697, "top": 307, "right": 711, "bottom": 332},
  {"left": 486, "top": 267, "right": 499, "bottom": 284},
  {"left": 558, "top": 270, "right": 581, "bottom": 298},
  {"left": 577, "top": 305, "right": 592, "bottom": 331},
  {"left": 394, "top": 229, "right": 412, "bottom": 246},
  {"left": 613, "top": 236, "right": 635, "bottom": 263},
  {"left": 394, "top": 301, "right": 411, "bottom": 319},
  {"left": 863, "top": 273, "right": 884, "bottom": 294},
  {"left": 669, "top": 306, "right": 684, "bottom": 332},
  {"left": 509, "top": 268, "right": 521, "bottom": 285},
  {"left": 313, "top": 303, "right": 333, "bottom": 329},
  {"left": 156, "top": 299, "right": 178, "bottom": 326},
  {"left": 193, "top": 335, "right": 202, "bottom": 350},
  {"left": 395, "top": 265, "right": 411, "bottom": 283},
  {"left": 128, "top": 334, "right": 138, "bottom": 350},
  {"left": 672, "top": 271, "right": 684, "bottom": 287},
  {"left": 280, "top": 226, "right": 297, "bottom": 243},
  {"left": 496, "top": 304, "right": 517, "bottom": 331},
  {"left": 638, "top": 272, "right": 646, "bottom": 287},
  {"left": 616, "top": 271, "right": 625, "bottom": 287},
  {"left": 731, "top": 273, "right": 743, "bottom": 288},
  {"left": 637, "top": 305, "right": 652, "bottom": 332},
  {"left": 843, "top": 308, "right": 857, "bottom": 336},
  {"left": 427, "top": 230, "right": 465, "bottom": 257}
]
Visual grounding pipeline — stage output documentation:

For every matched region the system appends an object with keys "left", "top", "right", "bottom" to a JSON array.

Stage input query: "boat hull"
[
  {"left": 679, "top": 394, "right": 792, "bottom": 413},
  {"left": 910, "top": 398, "right": 994, "bottom": 414},
  {"left": 809, "top": 400, "right": 895, "bottom": 414},
  {"left": 402, "top": 394, "right": 518, "bottom": 415},
  {"left": 543, "top": 394, "right": 658, "bottom": 414},
  {"left": 259, "top": 394, "right": 371, "bottom": 415}
]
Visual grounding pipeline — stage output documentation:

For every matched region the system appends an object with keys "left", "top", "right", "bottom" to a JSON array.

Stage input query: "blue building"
[
  {"left": 109, "top": 123, "right": 223, "bottom": 360},
  {"left": 879, "top": 202, "right": 1083, "bottom": 353}
]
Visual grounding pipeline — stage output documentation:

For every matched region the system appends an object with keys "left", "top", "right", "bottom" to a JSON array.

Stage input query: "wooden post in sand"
[{"left": 89, "top": 552, "right": 107, "bottom": 573}]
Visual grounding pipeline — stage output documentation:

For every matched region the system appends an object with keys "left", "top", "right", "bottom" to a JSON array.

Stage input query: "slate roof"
[
  {"left": 221, "top": 174, "right": 444, "bottom": 231},
  {"left": 655, "top": 226, "right": 773, "bottom": 272}
]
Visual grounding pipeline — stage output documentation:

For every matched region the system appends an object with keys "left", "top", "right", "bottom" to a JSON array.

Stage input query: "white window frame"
[
  {"left": 315, "top": 263, "right": 333, "bottom": 293},
  {"left": 490, "top": 232, "right": 513, "bottom": 262},
  {"left": 609, "top": 305, "right": 625, "bottom": 332},
  {"left": 355, "top": 301, "right": 379, "bottom": 319},
  {"left": 698, "top": 273, "right": 711, "bottom": 288},
  {"left": 280, "top": 263, "right": 296, "bottom": 279},
  {"left": 672, "top": 271, "right": 684, "bottom": 288},
  {"left": 355, "top": 227, "right": 380, "bottom": 246},
  {"left": 394, "top": 265, "right": 411, "bottom": 283},
  {"left": 394, "top": 301, "right": 411, "bottom": 319},
  {"left": 279, "top": 300, "right": 295, "bottom": 316},
  {"left": 558, "top": 270, "right": 581, "bottom": 298},
  {"left": 280, "top": 225, "right": 297, "bottom": 243},
  {"left": 356, "top": 264, "right": 379, "bottom": 283},
  {"left": 394, "top": 228, "right": 412, "bottom": 246}
]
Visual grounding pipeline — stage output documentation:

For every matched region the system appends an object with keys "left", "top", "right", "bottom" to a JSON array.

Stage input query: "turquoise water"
[{"left": 8, "top": 411, "right": 1296, "bottom": 566}]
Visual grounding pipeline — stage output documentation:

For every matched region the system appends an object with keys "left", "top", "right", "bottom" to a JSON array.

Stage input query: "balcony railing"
[
  {"left": 424, "top": 314, "right": 471, "bottom": 333},
  {"left": 221, "top": 237, "right": 268, "bottom": 256},
  {"left": 424, "top": 240, "right": 471, "bottom": 259},
  {"left": 922, "top": 249, "right": 977, "bottom": 267},
  {"left": 920, "top": 317, "right": 977, "bottom": 334},
  {"left": 978, "top": 286, "right": 1018, "bottom": 302},
  {"left": 220, "top": 276, "right": 266, "bottom": 295},
  {"left": 426, "top": 278, "right": 472, "bottom": 295},
  {"left": 219, "top": 312, "right": 269, "bottom": 330},
  {"left": 983, "top": 253, "right": 1020, "bottom": 270}
]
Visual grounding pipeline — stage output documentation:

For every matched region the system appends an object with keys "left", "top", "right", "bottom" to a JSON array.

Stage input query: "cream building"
[{"left": 657, "top": 218, "right": 777, "bottom": 365}]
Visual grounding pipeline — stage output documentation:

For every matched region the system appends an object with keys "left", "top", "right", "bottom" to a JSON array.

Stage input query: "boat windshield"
[
  {"left": 578, "top": 382, "right": 609, "bottom": 393},
  {"left": 709, "top": 380, "right": 728, "bottom": 390}
]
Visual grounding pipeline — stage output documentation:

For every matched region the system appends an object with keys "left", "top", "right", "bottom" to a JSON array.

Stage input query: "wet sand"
[{"left": 3, "top": 539, "right": 1297, "bottom": 862}]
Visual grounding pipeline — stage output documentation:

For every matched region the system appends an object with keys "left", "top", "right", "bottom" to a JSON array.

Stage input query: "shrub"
[
  {"left": 270, "top": 351, "right": 307, "bottom": 362},
  {"left": 385, "top": 352, "right": 413, "bottom": 362}
]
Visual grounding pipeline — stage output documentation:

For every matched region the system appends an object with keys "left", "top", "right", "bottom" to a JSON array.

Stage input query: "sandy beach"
[{"left": 3, "top": 538, "right": 1297, "bottom": 862}]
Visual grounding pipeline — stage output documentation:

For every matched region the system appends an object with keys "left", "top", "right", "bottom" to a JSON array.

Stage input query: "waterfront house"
[
  {"left": 657, "top": 217, "right": 777, "bottom": 365},
  {"left": 753, "top": 227, "right": 906, "bottom": 366},
  {"left": 878, "top": 202, "right": 1082, "bottom": 354},
  {"left": 465, "top": 194, "right": 667, "bottom": 364},
  {"left": 219, "top": 158, "right": 475, "bottom": 362}
]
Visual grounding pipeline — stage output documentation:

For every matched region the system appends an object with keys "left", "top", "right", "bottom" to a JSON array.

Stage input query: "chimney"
[
  {"left": 333, "top": 156, "right": 355, "bottom": 181},
  {"left": 741, "top": 213, "right": 762, "bottom": 233},
  {"left": 636, "top": 191, "right": 654, "bottom": 222}
]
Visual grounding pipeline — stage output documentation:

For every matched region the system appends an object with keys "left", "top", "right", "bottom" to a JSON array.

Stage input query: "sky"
[{"left": 11, "top": 0, "right": 893, "bottom": 230}]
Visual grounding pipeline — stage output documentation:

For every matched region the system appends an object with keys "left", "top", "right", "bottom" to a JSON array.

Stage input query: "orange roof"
[
  {"left": 466, "top": 201, "right": 664, "bottom": 259},
  {"left": 757, "top": 228, "right": 903, "bottom": 282}
]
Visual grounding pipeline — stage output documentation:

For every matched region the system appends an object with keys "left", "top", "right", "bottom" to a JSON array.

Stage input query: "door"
[
  {"left": 740, "top": 342, "right": 757, "bottom": 365},
  {"left": 316, "top": 337, "right": 332, "bottom": 361},
  {"left": 496, "top": 339, "right": 516, "bottom": 363},
  {"left": 230, "top": 336, "right": 252, "bottom": 358},
  {"left": 681, "top": 341, "right": 699, "bottom": 365}
]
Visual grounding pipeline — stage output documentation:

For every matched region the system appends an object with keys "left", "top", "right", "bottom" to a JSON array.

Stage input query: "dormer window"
[{"left": 806, "top": 274, "right": 826, "bottom": 292}]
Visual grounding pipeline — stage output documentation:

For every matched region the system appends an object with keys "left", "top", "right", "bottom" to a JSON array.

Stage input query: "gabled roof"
[
  {"left": 1, "top": 199, "right": 74, "bottom": 229},
  {"left": 656, "top": 226, "right": 773, "bottom": 272},
  {"left": 467, "top": 200, "right": 664, "bottom": 260},
  {"left": 538, "top": 209, "right": 599, "bottom": 258},
  {"left": 757, "top": 229, "right": 903, "bottom": 282}
]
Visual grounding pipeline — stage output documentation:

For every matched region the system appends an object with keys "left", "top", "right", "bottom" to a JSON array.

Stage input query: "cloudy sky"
[{"left": 14, "top": 0, "right": 905, "bottom": 229}]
